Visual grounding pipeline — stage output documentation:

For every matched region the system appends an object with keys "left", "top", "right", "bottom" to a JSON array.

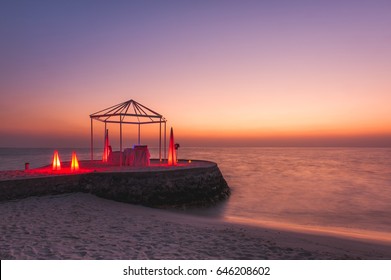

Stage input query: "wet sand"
[{"left": 1, "top": 192, "right": 391, "bottom": 260}]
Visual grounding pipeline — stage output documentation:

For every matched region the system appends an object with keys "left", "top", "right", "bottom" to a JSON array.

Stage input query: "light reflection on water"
[{"left": 1, "top": 147, "right": 391, "bottom": 238}]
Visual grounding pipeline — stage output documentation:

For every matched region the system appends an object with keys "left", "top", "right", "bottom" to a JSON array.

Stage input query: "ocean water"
[
  {"left": 1, "top": 147, "right": 391, "bottom": 239},
  {"left": 180, "top": 147, "right": 391, "bottom": 238}
]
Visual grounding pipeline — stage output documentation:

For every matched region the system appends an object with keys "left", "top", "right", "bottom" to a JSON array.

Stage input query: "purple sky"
[{"left": 1, "top": 0, "right": 391, "bottom": 147}]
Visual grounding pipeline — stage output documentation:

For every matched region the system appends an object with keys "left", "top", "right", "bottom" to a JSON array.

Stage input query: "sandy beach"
[{"left": 1, "top": 192, "right": 391, "bottom": 260}]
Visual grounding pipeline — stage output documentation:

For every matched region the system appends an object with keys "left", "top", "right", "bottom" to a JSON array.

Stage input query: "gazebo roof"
[{"left": 90, "top": 99, "right": 166, "bottom": 124}]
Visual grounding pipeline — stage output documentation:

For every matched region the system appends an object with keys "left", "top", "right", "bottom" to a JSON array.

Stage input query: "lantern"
[
  {"left": 52, "top": 150, "right": 61, "bottom": 171},
  {"left": 71, "top": 151, "right": 79, "bottom": 172}
]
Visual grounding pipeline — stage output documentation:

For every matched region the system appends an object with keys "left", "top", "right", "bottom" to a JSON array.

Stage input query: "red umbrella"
[
  {"left": 167, "top": 127, "right": 177, "bottom": 166},
  {"left": 102, "top": 129, "right": 110, "bottom": 162}
]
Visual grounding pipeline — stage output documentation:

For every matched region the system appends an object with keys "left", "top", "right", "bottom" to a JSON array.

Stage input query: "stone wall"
[
  {"left": 0, "top": 164, "right": 230, "bottom": 207},
  {"left": 0, "top": 175, "right": 82, "bottom": 201}
]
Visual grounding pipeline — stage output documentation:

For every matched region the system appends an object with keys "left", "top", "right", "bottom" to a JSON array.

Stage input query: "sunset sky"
[{"left": 1, "top": 0, "right": 390, "bottom": 148}]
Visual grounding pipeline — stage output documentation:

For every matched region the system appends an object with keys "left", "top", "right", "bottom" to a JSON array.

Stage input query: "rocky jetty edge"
[{"left": 0, "top": 160, "right": 231, "bottom": 208}]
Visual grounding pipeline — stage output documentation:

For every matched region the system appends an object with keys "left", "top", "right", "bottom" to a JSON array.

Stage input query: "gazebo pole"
[
  {"left": 90, "top": 118, "right": 93, "bottom": 161},
  {"left": 104, "top": 121, "right": 107, "bottom": 151},
  {"left": 120, "top": 118, "right": 123, "bottom": 167},
  {"left": 104, "top": 122, "right": 107, "bottom": 162},
  {"left": 159, "top": 119, "right": 162, "bottom": 162},
  {"left": 164, "top": 121, "right": 167, "bottom": 161},
  {"left": 138, "top": 123, "right": 141, "bottom": 145}
]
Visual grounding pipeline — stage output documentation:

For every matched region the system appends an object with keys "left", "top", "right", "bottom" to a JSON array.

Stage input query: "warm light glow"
[
  {"left": 71, "top": 151, "right": 79, "bottom": 172},
  {"left": 52, "top": 150, "right": 61, "bottom": 171},
  {"left": 167, "top": 127, "right": 177, "bottom": 166}
]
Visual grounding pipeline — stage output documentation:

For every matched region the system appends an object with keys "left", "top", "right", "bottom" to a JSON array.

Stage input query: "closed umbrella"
[
  {"left": 102, "top": 129, "right": 110, "bottom": 162},
  {"left": 167, "top": 127, "right": 177, "bottom": 166}
]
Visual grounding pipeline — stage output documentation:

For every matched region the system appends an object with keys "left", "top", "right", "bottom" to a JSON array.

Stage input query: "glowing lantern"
[
  {"left": 167, "top": 127, "right": 177, "bottom": 166},
  {"left": 71, "top": 151, "right": 79, "bottom": 172},
  {"left": 52, "top": 150, "right": 61, "bottom": 171}
]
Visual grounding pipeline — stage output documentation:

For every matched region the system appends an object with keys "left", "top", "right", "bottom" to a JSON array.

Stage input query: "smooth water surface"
[{"left": 180, "top": 147, "right": 391, "bottom": 235}]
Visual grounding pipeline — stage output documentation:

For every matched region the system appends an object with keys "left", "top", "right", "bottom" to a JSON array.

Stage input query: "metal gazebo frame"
[{"left": 89, "top": 99, "right": 167, "bottom": 165}]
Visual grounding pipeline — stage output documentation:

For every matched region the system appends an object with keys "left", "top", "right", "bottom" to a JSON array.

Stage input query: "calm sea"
[{"left": 1, "top": 147, "right": 391, "bottom": 240}]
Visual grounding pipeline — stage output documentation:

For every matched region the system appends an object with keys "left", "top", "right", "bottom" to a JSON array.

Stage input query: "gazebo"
[{"left": 90, "top": 99, "right": 167, "bottom": 164}]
